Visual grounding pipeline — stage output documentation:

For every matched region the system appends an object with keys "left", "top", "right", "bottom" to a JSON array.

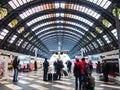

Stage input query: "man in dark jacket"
[
  {"left": 34, "top": 61, "right": 37, "bottom": 71},
  {"left": 13, "top": 56, "right": 20, "bottom": 82},
  {"left": 102, "top": 60, "right": 109, "bottom": 82},
  {"left": 73, "top": 58, "right": 81, "bottom": 90},
  {"left": 43, "top": 58, "right": 49, "bottom": 81},
  {"left": 54, "top": 59, "right": 64, "bottom": 80}
]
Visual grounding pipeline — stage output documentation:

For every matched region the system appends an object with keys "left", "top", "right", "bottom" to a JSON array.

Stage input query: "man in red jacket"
[{"left": 80, "top": 58, "right": 88, "bottom": 89}]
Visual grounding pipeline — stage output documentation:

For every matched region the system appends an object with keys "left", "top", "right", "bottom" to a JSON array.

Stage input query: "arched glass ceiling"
[{"left": 0, "top": 0, "right": 119, "bottom": 59}]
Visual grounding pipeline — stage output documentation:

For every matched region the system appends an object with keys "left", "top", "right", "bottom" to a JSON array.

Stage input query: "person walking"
[
  {"left": 88, "top": 60, "right": 93, "bottom": 76},
  {"left": 66, "top": 60, "right": 72, "bottom": 73},
  {"left": 73, "top": 58, "right": 81, "bottom": 90},
  {"left": 13, "top": 56, "right": 20, "bottom": 82},
  {"left": 43, "top": 58, "right": 49, "bottom": 81},
  {"left": 34, "top": 61, "right": 37, "bottom": 71},
  {"left": 102, "top": 60, "right": 109, "bottom": 82}
]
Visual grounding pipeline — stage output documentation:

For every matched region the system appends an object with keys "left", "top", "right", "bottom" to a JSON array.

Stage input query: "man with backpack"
[
  {"left": 66, "top": 60, "right": 72, "bottom": 73},
  {"left": 43, "top": 58, "right": 49, "bottom": 81},
  {"left": 73, "top": 58, "right": 81, "bottom": 90}
]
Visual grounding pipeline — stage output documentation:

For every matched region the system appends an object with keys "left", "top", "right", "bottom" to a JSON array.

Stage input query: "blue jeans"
[
  {"left": 75, "top": 76, "right": 81, "bottom": 90},
  {"left": 13, "top": 68, "right": 18, "bottom": 81}
]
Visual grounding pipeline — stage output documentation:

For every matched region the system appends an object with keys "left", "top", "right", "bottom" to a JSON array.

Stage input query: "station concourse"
[{"left": 0, "top": 0, "right": 120, "bottom": 90}]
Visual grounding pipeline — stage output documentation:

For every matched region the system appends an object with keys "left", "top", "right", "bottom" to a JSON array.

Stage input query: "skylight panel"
[
  {"left": 84, "top": 7, "right": 89, "bottom": 13},
  {"left": 65, "top": 26, "right": 84, "bottom": 35},
  {"left": 103, "top": 1, "right": 111, "bottom": 9},
  {"left": 8, "top": 1, "right": 17, "bottom": 9},
  {"left": 96, "top": 14, "right": 101, "bottom": 19},
  {"left": 60, "top": 2, "right": 65, "bottom": 9},
  {"left": 97, "top": 39, "right": 103, "bottom": 46},
  {"left": 93, "top": 0, "right": 98, "bottom": 3},
  {"left": 55, "top": 2, "right": 59, "bottom": 9},
  {"left": 18, "top": 0, "right": 24, "bottom": 5},
  {"left": 8, "top": 0, "right": 33, "bottom": 9},
  {"left": 100, "top": 0, "right": 107, "bottom": 7},
  {"left": 111, "top": 29, "right": 118, "bottom": 39},
  {"left": 9, "top": 35, "right": 17, "bottom": 43},
  {"left": 0, "top": 29, "right": 9, "bottom": 40},
  {"left": 87, "top": 0, "right": 111, "bottom": 9},
  {"left": 92, "top": 41, "right": 98, "bottom": 48},
  {"left": 87, "top": 9, "right": 92, "bottom": 15},
  {"left": 103, "top": 35, "right": 111, "bottom": 43},
  {"left": 60, "top": 13, "right": 64, "bottom": 17},
  {"left": 97, "top": 0, "right": 102, "bottom": 5},
  {"left": 76, "top": 5, "right": 79, "bottom": 11},
  {"left": 56, "top": 13, "right": 60, "bottom": 17},
  {"left": 23, "top": 0, "right": 27, "bottom": 3},
  {"left": 16, "top": 39, "right": 23, "bottom": 46},
  {"left": 13, "top": 0, "right": 20, "bottom": 8}
]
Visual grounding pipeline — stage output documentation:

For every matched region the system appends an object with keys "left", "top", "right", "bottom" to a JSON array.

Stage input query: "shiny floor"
[{"left": 0, "top": 70, "right": 120, "bottom": 90}]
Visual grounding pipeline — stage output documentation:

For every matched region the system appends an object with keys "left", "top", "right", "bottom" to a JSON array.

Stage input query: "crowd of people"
[{"left": 12, "top": 56, "right": 110, "bottom": 90}]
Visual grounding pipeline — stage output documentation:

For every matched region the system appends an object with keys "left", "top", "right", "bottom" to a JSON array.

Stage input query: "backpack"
[
  {"left": 73, "top": 64, "right": 81, "bottom": 77},
  {"left": 84, "top": 64, "right": 89, "bottom": 76}
]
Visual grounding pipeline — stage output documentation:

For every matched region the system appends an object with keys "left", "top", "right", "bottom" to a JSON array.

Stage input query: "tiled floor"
[{"left": 0, "top": 70, "right": 120, "bottom": 90}]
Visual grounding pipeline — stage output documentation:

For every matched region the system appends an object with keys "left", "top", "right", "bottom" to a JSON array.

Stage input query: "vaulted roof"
[{"left": 0, "top": 0, "right": 120, "bottom": 58}]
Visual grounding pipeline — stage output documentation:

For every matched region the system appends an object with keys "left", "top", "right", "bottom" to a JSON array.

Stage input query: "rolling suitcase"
[
  {"left": 48, "top": 73, "right": 58, "bottom": 81},
  {"left": 85, "top": 76, "right": 95, "bottom": 89},
  {"left": 63, "top": 70, "right": 68, "bottom": 76}
]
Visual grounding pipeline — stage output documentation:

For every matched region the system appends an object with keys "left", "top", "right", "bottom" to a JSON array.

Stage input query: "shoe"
[{"left": 13, "top": 80, "right": 18, "bottom": 82}]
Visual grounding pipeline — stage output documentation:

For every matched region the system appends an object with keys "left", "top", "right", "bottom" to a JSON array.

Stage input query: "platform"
[{"left": 0, "top": 69, "right": 120, "bottom": 90}]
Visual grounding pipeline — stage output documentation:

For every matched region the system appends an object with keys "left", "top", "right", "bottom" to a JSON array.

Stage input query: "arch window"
[
  {"left": 0, "top": 8, "right": 8, "bottom": 20},
  {"left": 22, "top": 41, "right": 28, "bottom": 48},
  {"left": 8, "top": 19, "right": 19, "bottom": 28},
  {"left": 111, "top": 29, "right": 118, "bottom": 39},
  {"left": 103, "top": 34, "right": 112, "bottom": 43},
  {"left": 16, "top": 39, "right": 23, "bottom": 46},
  {"left": 18, "top": 27, "right": 25, "bottom": 33},
  {"left": 9, "top": 35, "right": 17, "bottom": 43},
  {"left": 89, "top": 44, "right": 94, "bottom": 50},
  {"left": 95, "top": 27, "right": 103, "bottom": 33},
  {"left": 26, "top": 44, "right": 31, "bottom": 50},
  {"left": 90, "top": 32, "right": 96, "bottom": 38},
  {"left": 86, "top": 46, "right": 90, "bottom": 51},
  {"left": 112, "top": 8, "right": 120, "bottom": 20},
  {"left": 102, "top": 19, "right": 112, "bottom": 28},
  {"left": 97, "top": 39, "right": 104, "bottom": 46},
  {"left": 92, "top": 41, "right": 98, "bottom": 48},
  {"left": 0, "top": 29, "right": 9, "bottom": 40},
  {"left": 24, "top": 32, "right": 30, "bottom": 38}
]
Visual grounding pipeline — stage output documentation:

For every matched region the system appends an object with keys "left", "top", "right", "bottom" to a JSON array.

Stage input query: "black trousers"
[
  {"left": 103, "top": 73, "right": 109, "bottom": 82},
  {"left": 43, "top": 68, "right": 48, "bottom": 81},
  {"left": 56, "top": 69, "right": 61, "bottom": 80},
  {"left": 75, "top": 76, "right": 81, "bottom": 90}
]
